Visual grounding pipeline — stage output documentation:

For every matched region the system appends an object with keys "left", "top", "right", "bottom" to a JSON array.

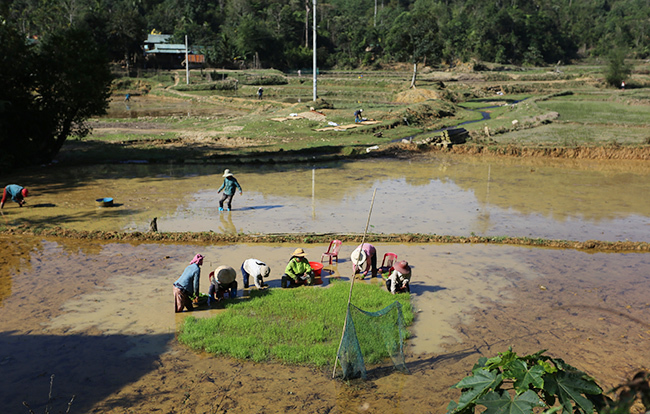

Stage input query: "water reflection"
[{"left": 3, "top": 155, "right": 649, "bottom": 241}]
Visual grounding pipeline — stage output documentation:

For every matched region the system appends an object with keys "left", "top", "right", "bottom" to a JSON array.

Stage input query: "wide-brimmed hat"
[
  {"left": 214, "top": 265, "right": 237, "bottom": 284},
  {"left": 350, "top": 248, "right": 367, "bottom": 266},
  {"left": 223, "top": 169, "right": 234, "bottom": 178},
  {"left": 260, "top": 265, "right": 270, "bottom": 278},
  {"left": 394, "top": 260, "right": 411, "bottom": 274},
  {"left": 291, "top": 248, "right": 307, "bottom": 257}
]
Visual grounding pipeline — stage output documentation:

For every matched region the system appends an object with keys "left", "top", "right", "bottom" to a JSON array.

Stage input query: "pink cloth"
[{"left": 190, "top": 254, "right": 204, "bottom": 266}]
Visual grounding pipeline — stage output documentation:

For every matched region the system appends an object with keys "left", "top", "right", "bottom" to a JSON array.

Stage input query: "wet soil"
[{"left": 1, "top": 238, "right": 649, "bottom": 413}]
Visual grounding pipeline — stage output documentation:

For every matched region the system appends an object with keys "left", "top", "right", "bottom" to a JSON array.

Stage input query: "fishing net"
[{"left": 337, "top": 301, "right": 410, "bottom": 380}]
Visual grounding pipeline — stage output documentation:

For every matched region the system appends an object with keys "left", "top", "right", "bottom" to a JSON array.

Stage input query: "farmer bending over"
[
  {"left": 241, "top": 258, "right": 270, "bottom": 289},
  {"left": 351, "top": 243, "right": 377, "bottom": 278},
  {"left": 173, "top": 254, "right": 204, "bottom": 312},
  {"left": 1, "top": 184, "right": 28, "bottom": 209},
  {"left": 208, "top": 265, "right": 238, "bottom": 305},
  {"left": 281, "top": 248, "right": 314, "bottom": 288}
]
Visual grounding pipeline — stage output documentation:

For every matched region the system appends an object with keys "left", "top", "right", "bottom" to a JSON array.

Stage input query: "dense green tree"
[
  {"left": 0, "top": 23, "right": 112, "bottom": 170},
  {"left": 604, "top": 47, "right": 632, "bottom": 87}
]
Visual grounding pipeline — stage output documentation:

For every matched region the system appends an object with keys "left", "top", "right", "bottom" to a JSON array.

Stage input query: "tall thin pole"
[
  {"left": 332, "top": 188, "right": 377, "bottom": 379},
  {"left": 312, "top": 0, "right": 317, "bottom": 101},
  {"left": 185, "top": 35, "right": 190, "bottom": 85}
]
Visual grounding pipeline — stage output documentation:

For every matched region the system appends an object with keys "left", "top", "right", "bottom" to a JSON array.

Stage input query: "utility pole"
[
  {"left": 312, "top": 0, "right": 317, "bottom": 101},
  {"left": 185, "top": 35, "right": 190, "bottom": 85}
]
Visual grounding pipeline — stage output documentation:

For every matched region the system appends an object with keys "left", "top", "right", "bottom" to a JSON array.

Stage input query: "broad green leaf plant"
[{"left": 447, "top": 348, "right": 605, "bottom": 414}]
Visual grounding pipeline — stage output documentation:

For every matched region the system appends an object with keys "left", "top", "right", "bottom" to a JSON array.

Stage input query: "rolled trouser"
[{"left": 174, "top": 286, "right": 194, "bottom": 312}]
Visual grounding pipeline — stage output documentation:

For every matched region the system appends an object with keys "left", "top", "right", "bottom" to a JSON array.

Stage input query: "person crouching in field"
[
  {"left": 1, "top": 184, "right": 28, "bottom": 209},
  {"left": 208, "top": 265, "right": 238, "bottom": 305},
  {"left": 173, "top": 254, "right": 204, "bottom": 312},
  {"left": 241, "top": 258, "right": 270, "bottom": 289},
  {"left": 281, "top": 248, "right": 314, "bottom": 288},
  {"left": 386, "top": 261, "right": 412, "bottom": 294}
]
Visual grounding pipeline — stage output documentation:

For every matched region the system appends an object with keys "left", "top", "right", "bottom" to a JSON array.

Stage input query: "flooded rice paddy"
[
  {"left": 2, "top": 154, "right": 649, "bottom": 242},
  {"left": 1, "top": 154, "right": 649, "bottom": 412}
]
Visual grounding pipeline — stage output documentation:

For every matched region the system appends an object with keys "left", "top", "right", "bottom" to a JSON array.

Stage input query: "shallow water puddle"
[
  {"left": 2, "top": 155, "right": 649, "bottom": 241},
  {"left": 1, "top": 237, "right": 649, "bottom": 412}
]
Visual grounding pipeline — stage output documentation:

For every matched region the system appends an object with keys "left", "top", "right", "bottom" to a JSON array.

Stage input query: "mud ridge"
[{"left": 3, "top": 227, "right": 648, "bottom": 252}]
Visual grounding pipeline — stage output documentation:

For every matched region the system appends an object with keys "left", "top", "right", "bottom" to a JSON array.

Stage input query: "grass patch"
[
  {"left": 537, "top": 99, "right": 650, "bottom": 125},
  {"left": 178, "top": 280, "right": 413, "bottom": 366}
]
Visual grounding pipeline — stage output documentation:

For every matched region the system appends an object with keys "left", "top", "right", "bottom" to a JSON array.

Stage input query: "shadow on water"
[{"left": 0, "top": 331, "right": 173, "bottom": 412}]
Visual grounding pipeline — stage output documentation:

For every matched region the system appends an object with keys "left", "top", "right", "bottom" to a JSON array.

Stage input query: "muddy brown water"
[
  {"left": 1, "top": 237, "right": 649, "bottom": 413},
  {"left": 1, "top": 154, "right": 649, "bottom": 412},
  {"left": 2, "top": 154, "right": 649, "bottom": 242}
]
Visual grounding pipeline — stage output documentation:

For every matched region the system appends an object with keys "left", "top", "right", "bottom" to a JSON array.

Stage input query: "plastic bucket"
[{"left": 309, "top": 261, "right": 323, "bottom": 276}]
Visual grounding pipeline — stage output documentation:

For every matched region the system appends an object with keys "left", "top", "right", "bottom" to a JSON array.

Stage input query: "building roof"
[{"left": 145, "top": 34, "right": 172, "bottom": 44}]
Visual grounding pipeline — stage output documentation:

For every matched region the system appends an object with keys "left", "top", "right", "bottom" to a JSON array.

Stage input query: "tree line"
[{"left": 6, "top": 0, "right": 650, "bottom": 71}]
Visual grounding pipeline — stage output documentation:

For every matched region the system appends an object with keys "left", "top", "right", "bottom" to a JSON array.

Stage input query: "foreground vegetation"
[
  {"left": 448, "top": 348, "right": 650, "bottom": 414},
  {"left": 178, "top": 280, "right": 413, "bottom": 366}
]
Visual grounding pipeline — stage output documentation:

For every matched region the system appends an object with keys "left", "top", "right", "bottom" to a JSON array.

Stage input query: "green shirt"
[{"left": 284, "top": 257, "right": 313, "bottom": 281}]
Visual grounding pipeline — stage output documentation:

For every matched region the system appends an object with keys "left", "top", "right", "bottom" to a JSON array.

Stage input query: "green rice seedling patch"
[{"left": 178, "top": 280, "right": 413, "bottom": 366}]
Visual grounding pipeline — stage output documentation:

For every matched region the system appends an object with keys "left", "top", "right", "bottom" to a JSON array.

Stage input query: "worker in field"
[
  {"left": 386, "top": 260, "right": 412, "bottom": 294},
  {"left": 1, "top": 184, "right": 28, "bottom": 209},
  {"left": 217, "top": 169, "right": 243, "bottom": 212},
  {"left": 241, "top": 258, "right": 271, "bottom": 289},
  {"left": 173, "top": 254, "right": 204, "bottom": 312},
  {"left": 281, "top": 248, "right": 314, "bottom": 288},
  {"left": 208, "top": 265, "right": 238, "bottom": 305},
  {"left": 351, "top": 243, "right": 378, "bottom": 278},
  {"left": 354, "top": 108, "right": 363, "bottom": 123}
]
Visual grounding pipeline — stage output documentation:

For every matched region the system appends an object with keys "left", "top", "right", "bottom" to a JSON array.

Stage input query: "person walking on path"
[
  {"left": 241, "top": 258, "right": 271, "bottom": 289},
  {"left": 351, "top": 243, "right": 377, "bottom": 278},
  {"left": 1, "top": 184, "right": 28, "bottom": 209},
  {"left": 173, "top": 254, "right": 204, "bottom": 312},
  {"left": 281, "top": 248, "right": 314, "bottom": 288},
  {"left": 217, "top": 169, "right": 243, "bottom": 212},
  {"left": 257, "top": 87, "right": 264, "bottom": 100}
]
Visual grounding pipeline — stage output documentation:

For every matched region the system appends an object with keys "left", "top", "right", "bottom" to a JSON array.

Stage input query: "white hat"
[
  {"left": 223, "top": 169, "right": 233, "bottom": 178},
  {"left": 350, "top": 248, "right": 367, "bottom": 266},
  {"left": 213, "top": 265, "right": 237, "bottom": 284}
]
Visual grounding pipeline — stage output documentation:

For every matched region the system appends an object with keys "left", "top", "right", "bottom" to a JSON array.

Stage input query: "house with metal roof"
[{"left": 143, "top": 34, "right": 205, "bottom": 69}]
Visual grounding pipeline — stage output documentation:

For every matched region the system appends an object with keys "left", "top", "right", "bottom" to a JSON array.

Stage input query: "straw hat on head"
[
  {"left": 350, "top": 248, "right": 367, "bottom": 266},
  {"left": 394, "top": 260, "right": 411, "bottom": 274},
  {"left": 291, "top": 248, "right": 307, "bottom": 257},
  {"left": 223, "top": 169, "right": 233, "bottom": 178},
  {"left": 214, "top": 265, "right": 237, "bottom": 284}
]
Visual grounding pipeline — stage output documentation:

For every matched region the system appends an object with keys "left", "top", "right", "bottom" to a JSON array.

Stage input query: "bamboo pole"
[{"left": 332, "top": 188, "right": 377, "bottom": 379}]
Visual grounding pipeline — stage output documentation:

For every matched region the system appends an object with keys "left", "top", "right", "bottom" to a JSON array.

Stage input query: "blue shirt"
[
  {"left": 4, "top": 184, "right": 24, "bottom": 202},
  {"left": 218, "top": 176, "right": 242, "bottom": 196},
  {"left": 174, "top": 263, "right": 201, "bottom": 297}
]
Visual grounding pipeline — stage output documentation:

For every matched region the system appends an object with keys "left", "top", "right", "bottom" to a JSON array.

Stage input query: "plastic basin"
[{"left": 309, "top": 261, "right": 323, "bottom": 276}]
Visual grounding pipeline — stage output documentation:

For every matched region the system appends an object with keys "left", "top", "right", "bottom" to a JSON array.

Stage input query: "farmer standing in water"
[{"left": 217, "top": 169, "right": 243, "bottom": 212}]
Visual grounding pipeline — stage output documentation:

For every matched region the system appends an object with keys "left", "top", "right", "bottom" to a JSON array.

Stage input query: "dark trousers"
[
  {"left": 241, "top": 264, "right": 250, "bottom": 288},
  {"left": 281, "top": 273, "right": 314, "bottom": 288},
  {"left": 209, "top": 281, "right": 238, "bottom": 300},
  {"left": 219, "top": 193, "right": 234, "bottom": 209}
]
